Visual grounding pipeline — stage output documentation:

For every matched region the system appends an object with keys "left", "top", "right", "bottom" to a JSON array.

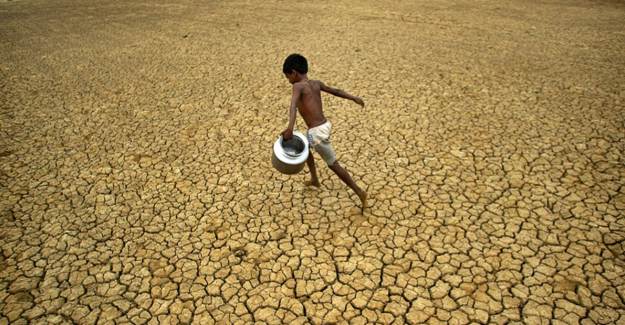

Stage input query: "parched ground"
[{"left": 1, "top": 0, "right": 625, "bottom": 324}]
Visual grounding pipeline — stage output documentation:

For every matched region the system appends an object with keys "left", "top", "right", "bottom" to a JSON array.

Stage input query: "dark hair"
[{"left": 283, "top": 54, "right": 308, "bottom": 74}]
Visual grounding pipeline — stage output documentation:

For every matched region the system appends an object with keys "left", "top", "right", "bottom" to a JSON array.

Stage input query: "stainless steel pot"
[{"left": 272, "top": 131, "right": 309, "bottom": 174}]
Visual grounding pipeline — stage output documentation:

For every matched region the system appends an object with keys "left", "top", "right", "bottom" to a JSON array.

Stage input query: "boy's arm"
[
  {"left": 319, "top": 81, "right": 365, "bottom": 107},
  {"left": 282, "top": 84, "right": 302, "bottom": 140}
]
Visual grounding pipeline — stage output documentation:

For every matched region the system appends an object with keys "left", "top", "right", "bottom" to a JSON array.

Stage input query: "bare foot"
[
  {"left": 305, "top": 180, "right": 320, "bottom": 187},
  {"left": 358, "top": 190, "right": 367, "bottom": 213}
]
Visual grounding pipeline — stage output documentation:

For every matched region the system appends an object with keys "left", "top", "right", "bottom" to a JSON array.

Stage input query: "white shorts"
[{"left": 307, "top": 121, "right": 337, "bottom": 166}]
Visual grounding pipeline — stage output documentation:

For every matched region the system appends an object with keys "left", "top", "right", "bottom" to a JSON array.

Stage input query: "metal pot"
[{"left": 272, "top": 131, "right": 309, "bottom": 175}]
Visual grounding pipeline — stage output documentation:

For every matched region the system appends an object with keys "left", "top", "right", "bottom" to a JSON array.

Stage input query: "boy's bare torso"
[{"left": 294, "top": 79, "right": 327, "bottom": 129}]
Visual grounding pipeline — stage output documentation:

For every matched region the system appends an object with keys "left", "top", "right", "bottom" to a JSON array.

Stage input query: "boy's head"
[{"left": 283, "top": 54, "right": 308, "bottom": 83}]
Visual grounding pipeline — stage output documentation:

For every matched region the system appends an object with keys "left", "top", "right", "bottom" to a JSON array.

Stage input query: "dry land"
[{"left": 1, "top": 0, "right": 625, "bottom": 324}]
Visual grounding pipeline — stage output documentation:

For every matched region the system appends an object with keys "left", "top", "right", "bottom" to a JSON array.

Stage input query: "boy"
[{"left": 281, "top": 53, "right": 368, "bottom": 212}]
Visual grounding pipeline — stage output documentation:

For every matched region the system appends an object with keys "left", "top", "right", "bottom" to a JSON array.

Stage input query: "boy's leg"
[
  {"left": 328, "top": 161, "right": 367, "bottom": 212},
  {"left": 305, "top": 150, "right": 320, "bottom": 187}
]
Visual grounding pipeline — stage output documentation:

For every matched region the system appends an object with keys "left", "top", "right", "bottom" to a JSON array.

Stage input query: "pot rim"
[{"left": 273, "top": 131, "right": 309, "bottom": 165}]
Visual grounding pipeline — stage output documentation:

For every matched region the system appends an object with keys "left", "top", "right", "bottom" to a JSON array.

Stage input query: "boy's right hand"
[
  {"left": 282, "top": 128, "right": 293, "bottom": 140},
  {"left": 353, "top": 96, "right": 365, "bottom": 107}
]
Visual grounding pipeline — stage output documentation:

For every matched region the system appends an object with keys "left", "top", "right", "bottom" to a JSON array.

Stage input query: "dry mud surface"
[{"left": 1, "top": 0, "right": 625, "bottom": 324}]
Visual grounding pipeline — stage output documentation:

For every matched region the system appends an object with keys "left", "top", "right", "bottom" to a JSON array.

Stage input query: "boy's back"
[{"left": 292, "top": 79, "right": 326, "bottom": 129}]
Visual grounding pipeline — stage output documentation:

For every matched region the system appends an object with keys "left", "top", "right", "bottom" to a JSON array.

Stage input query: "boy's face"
[{"left": 284, "top": 71, "right": 297, "bottom": 84}]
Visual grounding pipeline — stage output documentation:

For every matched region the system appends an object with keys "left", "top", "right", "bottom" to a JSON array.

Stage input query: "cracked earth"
[{"left": 1, "top": 0, "right": 625, "bottom": 324}]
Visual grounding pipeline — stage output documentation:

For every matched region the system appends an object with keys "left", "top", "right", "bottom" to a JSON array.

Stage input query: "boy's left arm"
[
  {"left": 319, "top": 81, "right": 365, "bottom": 107},
  {"left": 281, "top": 84, "right": 302, "bottom": 140}
]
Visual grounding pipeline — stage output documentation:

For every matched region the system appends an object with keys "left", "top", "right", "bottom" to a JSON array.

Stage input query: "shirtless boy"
[{"left": 281, "top": 53, "right": 367, "bottom": 212}]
